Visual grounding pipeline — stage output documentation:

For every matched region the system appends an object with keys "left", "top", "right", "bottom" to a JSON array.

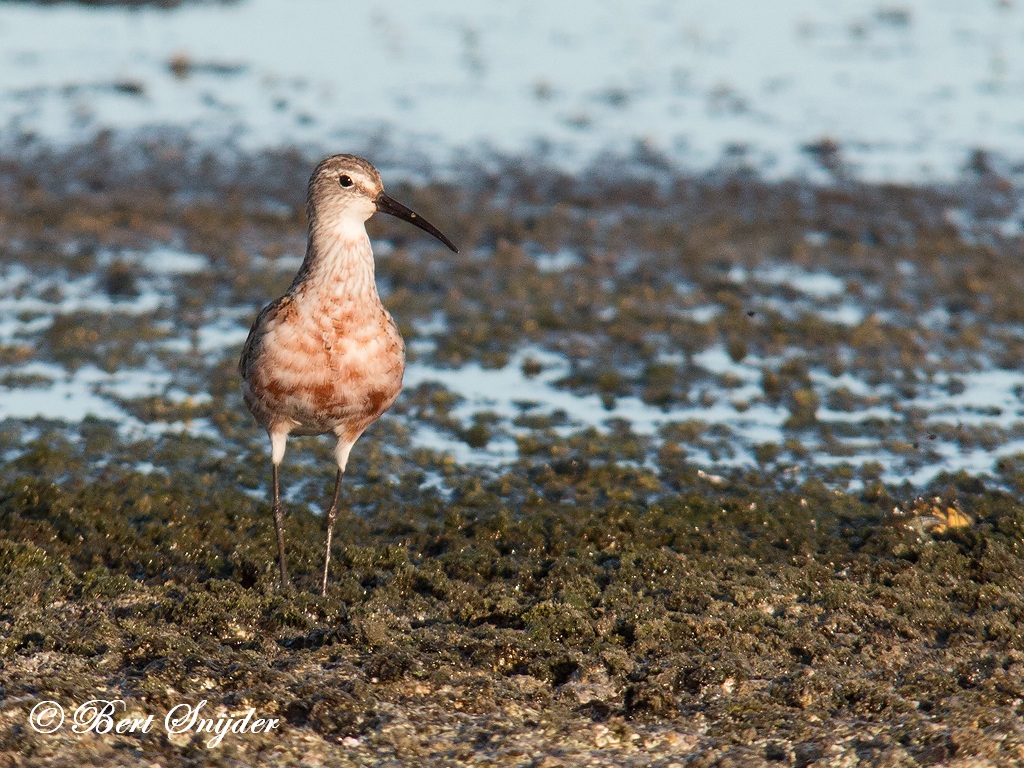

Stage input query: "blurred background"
[{"left": 1, "top": 0, "right": 1022, "bottom": 182}]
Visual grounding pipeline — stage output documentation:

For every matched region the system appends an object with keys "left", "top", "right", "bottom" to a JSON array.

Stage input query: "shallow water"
[
  {"left": 0, "top": 0, "right": 1023, "bottom": 181},
  {"left": 1, "top": 155, "right": 1022, "bottom": 492}
]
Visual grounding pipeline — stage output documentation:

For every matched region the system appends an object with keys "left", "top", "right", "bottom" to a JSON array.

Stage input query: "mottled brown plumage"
[{"left": 239, "top": 154, "right": 458, "bottom": 594}]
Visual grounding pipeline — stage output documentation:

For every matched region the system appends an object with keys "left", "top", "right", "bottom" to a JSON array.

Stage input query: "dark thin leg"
[
  {"left": 320, "top": 469, "right": 344, "bottom": 597},
  {"left": 272, "top": 463, "right": 289, "bottom": 588}
]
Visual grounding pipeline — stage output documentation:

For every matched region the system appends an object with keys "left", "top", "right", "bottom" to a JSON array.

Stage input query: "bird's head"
[{"left": 307, "top": 154, "right": 458, "bottom": 252}]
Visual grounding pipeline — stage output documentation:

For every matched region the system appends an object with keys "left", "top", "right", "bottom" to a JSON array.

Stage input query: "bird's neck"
[{"left": 291, "top": 219, "right": 379, "bottom": 303}]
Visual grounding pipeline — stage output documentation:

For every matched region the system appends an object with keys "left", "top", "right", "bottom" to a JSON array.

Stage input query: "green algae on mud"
[{"left": 3, "top": 460, "right": 1024, "bottom": 765}]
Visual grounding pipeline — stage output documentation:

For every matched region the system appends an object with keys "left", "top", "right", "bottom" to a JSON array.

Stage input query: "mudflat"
[{"left": 1, "top": 139, "right": 1023, "bottom": 766}]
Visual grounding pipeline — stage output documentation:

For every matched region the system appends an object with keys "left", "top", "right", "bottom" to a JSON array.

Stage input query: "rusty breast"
[{"left": 241, "top": 291, "right": 405, "bottom": 439}]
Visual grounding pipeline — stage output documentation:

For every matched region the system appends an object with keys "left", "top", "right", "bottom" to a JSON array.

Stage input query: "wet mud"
[{"left": 1, "top": 136, "right": 1024, "bottom": 765}]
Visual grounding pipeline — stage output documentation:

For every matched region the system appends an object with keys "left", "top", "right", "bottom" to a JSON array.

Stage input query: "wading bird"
[{"left": 239, "top": 155, "right": 458, "bottom": 595}]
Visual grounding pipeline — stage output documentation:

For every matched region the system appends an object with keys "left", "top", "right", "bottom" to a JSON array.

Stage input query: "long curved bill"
[{"left": 376, "top": 193, "right": 459, "bottom": 253}]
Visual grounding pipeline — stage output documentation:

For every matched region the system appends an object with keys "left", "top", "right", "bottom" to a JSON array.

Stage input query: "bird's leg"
[
  {"left": 272, "top": 462, "right": 289, "bottom": 589},
  {"left": 321, "top": 438, "right": 355, "bottom": 597},
  {"left": 321, "top": 468, "right": 343, "bottom": 597}
]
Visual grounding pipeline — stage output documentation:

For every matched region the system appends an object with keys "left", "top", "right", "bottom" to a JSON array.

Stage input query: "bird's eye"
[{"left": 338, "top": 174, "right": 354, "bottom": 188}]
